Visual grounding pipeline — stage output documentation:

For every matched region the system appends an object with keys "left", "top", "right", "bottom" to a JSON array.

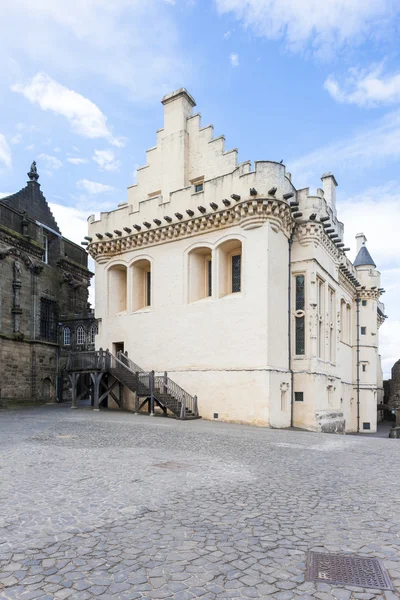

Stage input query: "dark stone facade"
[{"left": 0, "top": 162, "right": 95, "bottom": 405}]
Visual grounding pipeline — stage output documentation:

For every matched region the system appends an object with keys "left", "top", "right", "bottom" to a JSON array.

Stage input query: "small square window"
[
  {"left": 361, "top": 326, "right": 366, "bottom": 335},
  {"left": 363, "top": 422, "right": 371, "bottom": 430},
  {"left": 295, "top": 392, "right": 304, "bottom": 402},
  {"left": 362, "top": 300, "right": 367, "bottom": 306},
  {"left": 194, "top": 183, "right": 203, "bottom": 193},
  {"left": 213, "top": 413, "right": 218, "bottom": 419}
]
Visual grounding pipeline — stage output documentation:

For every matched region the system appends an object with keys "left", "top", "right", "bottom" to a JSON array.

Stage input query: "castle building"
[
  {"left": 87, "top": 89, "right": 386, "bottom": 432},
  {"left": 0, "top": 163, "right": 95, "bottom": 405}
]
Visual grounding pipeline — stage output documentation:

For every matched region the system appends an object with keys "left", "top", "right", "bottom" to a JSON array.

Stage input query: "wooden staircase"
[{"left": 65, "top": 350, "right": 199, "bottom": 419}]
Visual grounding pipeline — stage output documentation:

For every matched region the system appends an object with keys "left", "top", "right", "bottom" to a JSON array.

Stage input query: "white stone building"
[{"left": 87, "top": 88, "right": 386, "bottom": 433}]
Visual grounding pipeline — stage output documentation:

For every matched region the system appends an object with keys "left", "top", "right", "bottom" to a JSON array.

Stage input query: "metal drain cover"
[{"left": 306, "top": 551, "right": 393, "bottom": 590}]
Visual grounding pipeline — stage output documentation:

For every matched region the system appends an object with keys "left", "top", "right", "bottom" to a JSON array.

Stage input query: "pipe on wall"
[{"left": 288, "top": 235, "right": 294, "bottom": 427}]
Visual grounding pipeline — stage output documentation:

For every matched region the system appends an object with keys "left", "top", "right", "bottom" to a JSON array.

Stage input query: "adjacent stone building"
[
  {"left": 0, "top": 162, "right": 95, "bottom": 405},
  {"left": 87, "top": 88, "right": 386, "bottom": 433}
]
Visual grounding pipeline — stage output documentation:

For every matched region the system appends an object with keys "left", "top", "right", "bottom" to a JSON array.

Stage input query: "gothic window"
[
  {"left": 131, "top": 259, "right": 151, "bottom": 311},
  {"left": 294, "top": 275, "right": 305, "bottom": 355},
  {"left": 188, "top": 247, "right": 212, "bottom": 302},
  {"left": 76, "top": 325, "right": 85, "bottom": 345},
  {"left": 40, "top": 298, "right": 57, "bottom": 342},
  {"left": 89, "top": 324, "right": 97, "bottom": 345},
  {"left": 63, "top": 327, "right": 71, "bottom": 346}
]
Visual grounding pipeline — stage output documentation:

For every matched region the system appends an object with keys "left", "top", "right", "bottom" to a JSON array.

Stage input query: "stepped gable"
[{"left": 1, "top": 161, "right": 61, "bottom": 234}]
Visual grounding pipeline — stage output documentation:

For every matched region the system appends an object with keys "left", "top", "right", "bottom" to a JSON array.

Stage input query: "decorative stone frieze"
[{"left": 88, "top": 198, "right": 293, "bottom": 261}]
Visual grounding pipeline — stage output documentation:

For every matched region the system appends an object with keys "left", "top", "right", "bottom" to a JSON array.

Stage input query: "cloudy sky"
[{"left": 0, "top": 0, "right": 399, "bottom": 376}]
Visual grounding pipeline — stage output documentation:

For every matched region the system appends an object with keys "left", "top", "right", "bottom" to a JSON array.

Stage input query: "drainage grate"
[{"left": 306, "top": 552, "right": 393, "bottom": 590}]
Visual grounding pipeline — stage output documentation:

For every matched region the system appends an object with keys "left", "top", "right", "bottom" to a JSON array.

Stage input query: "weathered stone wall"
[
  {"left": 389, "top": 360, "right": 400, "bottom": 424},
  {"left": 0, "top": 338, "right": 57, "bottom": 405}
]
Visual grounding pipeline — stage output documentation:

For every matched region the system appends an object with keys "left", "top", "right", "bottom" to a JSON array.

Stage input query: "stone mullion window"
[
  {"left": 328, "top": 287, "right": 336, "bottom": 363},
  {"left": 294, "top": 274, "right": 305, "bottom": 356},
  {"left": 317, "top": 277, "right": 325, "bottom": 359}
]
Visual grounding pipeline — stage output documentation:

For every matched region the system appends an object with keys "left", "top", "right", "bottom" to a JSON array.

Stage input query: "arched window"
[
  {"left": 216, "top": 239, "right": 242, "bottom": 298},
  {"left": 188, "top": 247, "right": 212, "bottom": 302},
  {"left": 63, "top": 326, "right": 71, "bottom": 346},
  {"left": 131, "top": 259, "right": 151, "bottom": 311},
  {"left": 89, "top": 324, "right": 97, "bottom": 345},
  {"left": 76, "top": 325, "right": 86, "bottom": 345},
  {"left": 108, "top": 264, "right": 128, "bottom": 315}
]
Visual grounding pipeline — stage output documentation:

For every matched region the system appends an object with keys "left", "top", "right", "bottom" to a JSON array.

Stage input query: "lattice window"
[
  {"left": 76, "top": 325, "right": 85, "bottom": 345},
  {"left": 295, "top": 392, "right": 304, "bottom": 402},
  {"left": 294, "top": 275, "right": 305, "bottom": 355},
  {"left": 295, "top": 315, "right": 305, "bottom": 355},
  {"left": 295, "top": 275, "right": 305, "bottom": 310},
  {"left": 231, "top": 254, "right": 241, "bottom": 293},
  {"left": 89, "top": 324, "right": 97, "bottom": 345},
  {"left": 40, "top": 298, "right": 57, "bottom": 342},
  {"left": 63, "top": 327, "right": 71, "bottom": 346},
  {"left": 146, "top": 270, "right": 151, "bottom": 307}
]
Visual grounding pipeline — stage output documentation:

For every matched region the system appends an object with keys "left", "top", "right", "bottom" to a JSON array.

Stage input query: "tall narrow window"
[
  {"left": 76, "top": 326, "right": 85, "bottom": 345},
  {"left": 295, "top": 275, "right": 305, "bottom": 355},
  {"left": 317, "top": 278, "right": 325, "bottom": 359},
  {"left": 231, "top": 254, "right": 241, "bottom": 293},
  {"left": 340, "top": 299, "right": 346, "bottom": 342},
  {"left": 207, "top": 259, "right": 212, "bottom": 297},
  {"left": 131, "top": 259, "right": 152, "bottom": 311},
  {"left": 89, "top": 324, "right": 97, "bottom": 345},
  {"left": 108, "top": 264, "right": 127, "bottom": 315},
  {"left": 146, "top": 270, "right": 151, "bottom": 307},
  {"left": 217, "top": 239, "right": 242, "bottom": 297},
  {"left": 328, "top": 287, "right": 335, "bottom": 362},
  {"left": 42, "top": 234, "right": 48, "bottom": 264},
  {"left": 361, "top": 326, "right": 366, "bottom": 335},
  {"left": 188, "top": 248, "right": 213, "bottom": 302},
  {"left": 346, "top": 304, "right": 351, "bottom": 344},
  {"left": 63, "top": 327, "right": 71, "bottom": 346},
  {"left": 40, "top": 298, "right": 57, "bottom": 342}
]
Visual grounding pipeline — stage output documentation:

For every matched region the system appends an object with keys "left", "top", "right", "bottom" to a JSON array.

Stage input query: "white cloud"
[
  {"left": 12, "top": 73, "right": 121, "bottom": 145},
  {"left": 223, "top": 30, "right": 231, "bottom": 39},
  {"left": 25, "top": 144, "right": 35, "bottom": 151},
  {"left": 336, "top": 182, "right": 400, "bottom": 377},
  {"left": 0, "top": 134, "right": 12, "bottom": 168},
  {"left": 2, "top": 1, "right": 188, "bottom": 101},
  {"left": 230, "top": 53, "right": 239, "bottom": 67},
  {"left": 77, "top": 179, "right": 116, "bottom": 194},
  {"left": 38, "top": 153, "right": 63, "bottom": 172},
  {"left": 325, "top": 63, "right": 400, "bottom": 107},
  {"left": 92, "top": 149, "right": 120, "bottom": 172},
  {"left": 289, "top": 108, "right": 400, "bottom": 187},
  {"left": 67, "top": 157, "right": 89, "bottom": 165},
  {"left": 215, "top": 0, "right": 398, "bottom": 56},
  {"left": 11, "top": 133, "right": 22, "bottom": 145},
  {"left": 0, "top": 192, "right": 12, "bottom": 198}
]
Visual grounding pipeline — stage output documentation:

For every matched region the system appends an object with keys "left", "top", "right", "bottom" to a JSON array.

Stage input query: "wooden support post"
[
  {"left": 119, "top": 382, "right": 123, "bottom": 409},
  {"left": 91, "top": 372, "right": 103, "bottom": 411},
  {"left": 150, "top": 370, "right": 155, "bottom": 416},
  {"left": 180, "top": 397, "right": 186, "bottom": 420},
  {"left": 193, "top": 395, "right": 198, "bottom": 417},
  {"left": 163, "top": 371, "right": 168, "bottom": 395},
  {"left": 69, "top": 372, "right": 79, "bottom": 409}
]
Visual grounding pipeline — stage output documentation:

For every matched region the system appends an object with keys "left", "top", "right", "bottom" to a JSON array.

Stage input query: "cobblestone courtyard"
[{"left": 1, "top": 405, "right": 400, "bottom": 600}]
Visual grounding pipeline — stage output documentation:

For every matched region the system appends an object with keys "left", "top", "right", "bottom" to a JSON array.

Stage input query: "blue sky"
[{"left": 0, "top": 0, "right": 399, "bottom": 375}]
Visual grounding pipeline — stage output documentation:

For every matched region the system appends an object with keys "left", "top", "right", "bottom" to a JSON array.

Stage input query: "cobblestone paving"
[{"left": 1, "top": 405, "right": 400, "bottom": 600}]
